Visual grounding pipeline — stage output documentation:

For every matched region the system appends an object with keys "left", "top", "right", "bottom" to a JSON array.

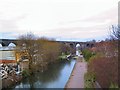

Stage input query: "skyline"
[{"left": 0, "top": 0, "right": 118, "bottom": 41}]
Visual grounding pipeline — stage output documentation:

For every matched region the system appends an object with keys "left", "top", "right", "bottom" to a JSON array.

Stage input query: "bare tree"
[
  {"left": 17, "top": 32, "right": 62, "bottom": 73},
  {"left": 110, "top": 25, "right": 120, "bottom": 40},
  {"left": 17, "top": 33, "right": 38, "bottom": 72}
]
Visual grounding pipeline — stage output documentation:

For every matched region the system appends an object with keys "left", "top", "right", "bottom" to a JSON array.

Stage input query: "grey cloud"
[
  {"left": 0, "top": 19, "right": 17, "bottom": 32},
  {"left": 0, "top": 14, "right": 26, "bottom": 32},
  {"left": 59, "top": 7, "right": 117, "bottom": 25},
  {"left": 81, "top": 7, "right": 117, "bottom": 23}
]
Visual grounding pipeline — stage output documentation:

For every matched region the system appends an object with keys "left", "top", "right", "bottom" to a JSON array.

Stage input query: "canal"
[{"left": 12, "top": 59, "right": 76, "bottom": 89}]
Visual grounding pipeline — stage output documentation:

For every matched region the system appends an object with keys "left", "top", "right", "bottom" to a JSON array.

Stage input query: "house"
[
  {"left": 0, "top": 42, "right": 29, "bottom": 71},
  {"left": 15, "top": 50, "right": 29, "bottom": 71},
  {"left": 0, "top": 43, "right": 17, "bottom": 64}
]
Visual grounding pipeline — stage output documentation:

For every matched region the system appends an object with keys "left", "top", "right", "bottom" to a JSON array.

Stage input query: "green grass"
[
  {"left": 82, "top": 49, "right": 95, "bottom": 62},
  {"left": 109, "top": 83, "right": 119, "bottom": 89},
  {"left": 84, "top": 72, "right": 96, "bottom": 89}
]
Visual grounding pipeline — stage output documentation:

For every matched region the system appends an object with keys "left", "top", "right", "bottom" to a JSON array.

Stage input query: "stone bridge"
[
  {"left": 0, "top": 39, "right": 95, "bottom": 50},
  {"left": 56, "top": 41, "right": 95, "bottom": 51}
]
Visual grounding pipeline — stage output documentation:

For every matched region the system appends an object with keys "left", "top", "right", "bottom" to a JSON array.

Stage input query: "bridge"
[
  {"left": 56, "top": 41, "right": 94, "bottom": 50},
  {"left": 0, "top": 39, "right": 95, "bottom": 50}
]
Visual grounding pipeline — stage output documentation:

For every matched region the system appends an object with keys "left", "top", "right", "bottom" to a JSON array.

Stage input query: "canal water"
[{"left": 12, "top": 59, "right": 76, "bottom": 89}]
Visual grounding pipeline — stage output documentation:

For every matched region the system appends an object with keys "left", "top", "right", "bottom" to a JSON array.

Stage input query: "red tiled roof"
[{"left": 0, "top": 60, "right": 16, "bottom": 64}]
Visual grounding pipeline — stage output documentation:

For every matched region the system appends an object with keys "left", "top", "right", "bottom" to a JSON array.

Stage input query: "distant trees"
[
  {"left": 95, "top": 41, "right": 117, "bottom": 57},
  {"left": 60, "top": 43, "right": 72, "bottom": 55}
]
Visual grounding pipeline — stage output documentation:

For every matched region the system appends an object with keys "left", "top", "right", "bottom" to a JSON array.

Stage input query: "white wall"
[{"left": 0, "top": 50, "right": 15, "bottom": 60}]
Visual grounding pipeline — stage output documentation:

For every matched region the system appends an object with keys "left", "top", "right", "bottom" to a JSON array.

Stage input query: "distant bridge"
[
  {"left": 56, "top": 41, "right": 95, "bottom": 50},
  {"left": 0, "top": 39, "right": 95, "bottom": 50}
]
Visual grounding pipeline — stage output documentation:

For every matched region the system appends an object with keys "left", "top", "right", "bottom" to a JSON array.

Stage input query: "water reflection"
[{"left": 13, "top": 59, "right": 76, "bottom": 89}]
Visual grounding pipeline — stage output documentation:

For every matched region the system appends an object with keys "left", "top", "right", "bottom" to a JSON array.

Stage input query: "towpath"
[{"left": 65, "top": 56, "right": 87, "bottom": 88}]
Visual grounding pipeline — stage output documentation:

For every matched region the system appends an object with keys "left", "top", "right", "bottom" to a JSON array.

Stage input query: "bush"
[
  {"left": 22, "top": 70, "right": 30, "bottom": 78},
  {"left": 82, "top": 49, "right": 95, "bottom": 61},
  {"left": 88, "top": 56, "right": 118, "bottom": 88}
]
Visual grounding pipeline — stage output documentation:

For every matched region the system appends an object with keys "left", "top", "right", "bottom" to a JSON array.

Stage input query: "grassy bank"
[
  {"left": 83, "top": 40, "right": 119, "bottom": 88},
  {"left": 84, "top": 72, "right": 96, "bottom": 88}
]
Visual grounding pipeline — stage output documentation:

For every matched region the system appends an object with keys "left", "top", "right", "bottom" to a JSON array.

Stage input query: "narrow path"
[{"left": 65, "top": 56, "right": 87, "bottom": 88}]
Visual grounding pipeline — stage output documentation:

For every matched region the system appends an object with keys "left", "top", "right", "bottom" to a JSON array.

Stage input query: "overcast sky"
[{"left": 0, "top": 0, "right": 118, "bottom": 41}]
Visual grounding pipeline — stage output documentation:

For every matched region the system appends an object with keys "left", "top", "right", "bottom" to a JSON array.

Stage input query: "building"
[
  {"left": 0, "top": 42, "right": 29, "bottom": 71},
  {"left": 15, "top": 49, "right": 29, "bottom": 71},
  {"left": 0, "top": 43, "right": 17, "bottom": 64}
]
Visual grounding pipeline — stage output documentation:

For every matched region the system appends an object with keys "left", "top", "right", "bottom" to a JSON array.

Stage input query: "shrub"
[
  {"left": 22, "top": 70, "right": 30, "bottom": 78},
  {"left": 82, "top": 49, "right": 95, "bottom": 61},
  {"left": 88, "top": 56, "right": 118, "bottom": 88}
]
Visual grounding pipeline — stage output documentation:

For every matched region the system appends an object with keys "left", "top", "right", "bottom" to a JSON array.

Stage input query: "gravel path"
[{"left": 65, "top": 56, "right": 87, "bottom": 88}]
